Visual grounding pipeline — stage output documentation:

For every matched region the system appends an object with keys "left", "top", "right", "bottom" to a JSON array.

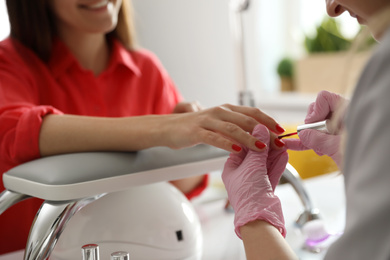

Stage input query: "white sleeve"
[{"left": 325, "top": 28, "right": 390, "bottom": 260}]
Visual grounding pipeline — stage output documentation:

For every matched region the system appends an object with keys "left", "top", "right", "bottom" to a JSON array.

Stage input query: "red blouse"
[{"left": 0, "top": 38, "right": 207, "bottom": 254}]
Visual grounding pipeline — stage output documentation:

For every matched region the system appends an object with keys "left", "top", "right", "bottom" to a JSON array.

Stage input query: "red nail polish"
[
  {"left": 255, "top": 141, "right": 266, "bottom": 149},
  {"left": 232, "top": 144, "right": 242, "bottom": 152},
  {"left": 276, "top": 124, "right": 285, "bottom": 134},
  {"left": 274, "top": 138, "right": 285, "bottom": 147}
]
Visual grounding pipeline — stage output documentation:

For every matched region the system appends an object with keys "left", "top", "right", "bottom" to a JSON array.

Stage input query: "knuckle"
[
  {"left": 250, "top": 107, "right": 269, "bottom": 121},
  {"left": 199, "top": 131, "right": 216, "bottom": 143},
  {"left": 248, "top": 106, "right": 261, "bottom": 115},
  {"left": 210, "top": 106, "right": 224, "bottom": 115},
  {"left": 225, "top": 122, "right": 240, "bottom": 134},
  {"left": 249, "top": 106, "right": 260, "bottom": 113},
  {"left": 214, "top": 136, "right": 233, "bottom": 151},
  {"left": 220, "top": 104, "right": 233, "bottom": 112},
  {"left": 196, "top": 114, "right": 210, "bottom": 125},
  {"left": 244, "top": 116, "right": 258, "bottom": 127}
]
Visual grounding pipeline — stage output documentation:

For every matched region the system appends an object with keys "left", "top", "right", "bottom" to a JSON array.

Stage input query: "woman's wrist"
[{"left": 241, "top": 220, "right": 297, "bottom": 260}]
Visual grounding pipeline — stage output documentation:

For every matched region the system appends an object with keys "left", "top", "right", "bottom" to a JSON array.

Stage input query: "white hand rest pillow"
[{"left": 3, "top": 145, "right": 229, "bottom": 201}]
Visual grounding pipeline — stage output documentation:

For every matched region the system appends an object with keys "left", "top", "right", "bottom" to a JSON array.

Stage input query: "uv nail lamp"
[
  {"left": 51, "top": 182, "right": 202, "bottom": 260},
  {"left": 1, "top": 145, "right": 228, "bottom": 260}
]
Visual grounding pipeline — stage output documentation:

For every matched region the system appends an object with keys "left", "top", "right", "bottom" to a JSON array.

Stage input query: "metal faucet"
[
  {"left": 229, "top": 0, "right": 255, "bottom": 107},
  {"left": 281, "top": 164, "right": 321, "bottom": 228}
]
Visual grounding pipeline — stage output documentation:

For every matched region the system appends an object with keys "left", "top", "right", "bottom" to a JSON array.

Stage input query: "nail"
[
  {"left": 232, "top": 144, "right": 242, "bottom": 152},
  {"left": 274, "top": 138, "right": 285, "bottom": 147},
  {"left": 255, "top": 141, "right": 266, "bottom": 149},
  {"left": 275, "top": 124, "right": 285, "bottom": 134}
]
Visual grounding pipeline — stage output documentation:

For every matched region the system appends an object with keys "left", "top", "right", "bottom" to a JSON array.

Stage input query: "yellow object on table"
[{"left": 283, "top": 124, "right": 338, "bottom": 179}]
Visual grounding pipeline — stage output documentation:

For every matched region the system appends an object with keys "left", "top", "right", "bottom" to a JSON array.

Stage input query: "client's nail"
[
  {"left": 274, "top": 138, "right": 285, "bottom": 147},
  {"left": 232, "top": 144, "right": 242, "bottom": 152},
  {"left": 275, "top": 124, "right": 285, "bottom": 134},
  {"left": 255, "top": 141, "right": 266, "bottom": 149}
]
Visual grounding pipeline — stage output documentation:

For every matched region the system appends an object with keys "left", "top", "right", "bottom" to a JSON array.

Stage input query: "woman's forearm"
[
  {"left": 38, "top": 114, "right": 168, "bottom": 157},
  {"left": 241, "top": 220, "right": 298, "bottom": 260},
  {"left": 39, "top": 104, "right": 285, "bottom": 157}
]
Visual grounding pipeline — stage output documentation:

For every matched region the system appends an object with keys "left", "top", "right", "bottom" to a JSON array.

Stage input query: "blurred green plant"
[
  {"left": 305, "top": 17, "right": 352, "bottom": 53},
  {"left": 277, "top": 57, "right": 294, "bottom": 78}
]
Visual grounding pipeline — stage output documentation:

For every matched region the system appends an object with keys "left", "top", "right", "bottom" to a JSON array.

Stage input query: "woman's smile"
[{"left": 78, "top": 0, "right": 112, "bottom": 12}]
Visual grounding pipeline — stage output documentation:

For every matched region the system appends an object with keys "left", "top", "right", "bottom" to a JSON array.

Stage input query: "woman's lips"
[
  {"left": 348, "top": 11, "right": 366, "bottom": 24},
  {"left": 79, "top": 0, "right": 109, "bottom": 10},
  {"left": 356, "top": 15, "right": 366, "bottom": 24}
]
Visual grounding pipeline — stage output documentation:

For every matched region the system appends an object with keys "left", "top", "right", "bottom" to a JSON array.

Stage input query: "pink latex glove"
[
  {"left": 305, "top": 90, "right": 348, "bottom": 126},
  {"left": 285, "top": 90, "right": 348, "bottom": 168},
  {"left": 222, "top": 124, "right": 288, "bottom": 239}
]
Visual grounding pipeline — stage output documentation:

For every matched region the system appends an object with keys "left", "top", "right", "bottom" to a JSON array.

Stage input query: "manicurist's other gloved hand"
[
  {"left": 222, "top": 124, "right": 288, "bottom": 238},
  {"left": 285, "top": 90, "right": 349, "bottom": 168}
]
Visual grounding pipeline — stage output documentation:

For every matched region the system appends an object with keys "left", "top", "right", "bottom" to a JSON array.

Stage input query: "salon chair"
[{"left": 0, "top": 145, "right": 319, "bottom": 260}]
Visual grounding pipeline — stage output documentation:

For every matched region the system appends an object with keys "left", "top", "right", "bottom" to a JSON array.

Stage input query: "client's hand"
[
  {"left": 286, "top": 90, "right": 348, "bottom": 168},
  {"left": 172, "top": 101, "right": 203, "bottom": 113},
  {"left": 222, "top": 124, "right": 288, "bottom": 238},
  {"left": 165, "top": 103, "right": 286, "bottom": 153}
]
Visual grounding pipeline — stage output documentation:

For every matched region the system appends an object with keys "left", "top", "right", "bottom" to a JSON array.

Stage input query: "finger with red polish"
[{"left": 274, "top": 138, "right": 285, "bottom": 148}]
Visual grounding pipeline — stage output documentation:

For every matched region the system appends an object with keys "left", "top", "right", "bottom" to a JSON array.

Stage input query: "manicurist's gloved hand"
[
  {"left": 222, "top": 124, "right": 288, "bottom": 239},
  {"left": 285, "top": 90, "right": 349, "bottom": 168}
]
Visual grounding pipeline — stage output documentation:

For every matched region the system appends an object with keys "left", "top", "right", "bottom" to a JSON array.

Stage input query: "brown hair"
[{"left": 5, "top": 0, "right": 137, "bottom": 62}]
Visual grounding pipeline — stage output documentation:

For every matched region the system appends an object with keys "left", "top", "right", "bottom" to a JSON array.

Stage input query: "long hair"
[{"left": 5, "top": 0, "right": 136, "bottom": 62}]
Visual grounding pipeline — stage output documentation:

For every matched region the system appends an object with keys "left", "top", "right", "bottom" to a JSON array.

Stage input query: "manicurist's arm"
[
  {"left": 221, "top": 124, "right": 298, "bottom": 260},
  {"left": 241, "top": 220, "right": 298, "bottom": 260}
]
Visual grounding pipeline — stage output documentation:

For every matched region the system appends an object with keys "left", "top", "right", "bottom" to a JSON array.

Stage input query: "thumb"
[
  {"left": 224, "top": 148, "right": 248, "bottom": 170},
  {"left": 299, "top": 129, "right": 340, "bottom": 156},
  {"left": 305, "top": 91, "right": 342, "bottom": 123},
  {"left": 251, "top": 124, "right": 270, "bottom": 146},
  {"left": 246, "top": 124, "right": 270, "bottom": 162},
  {"left": 267, "top": 150, "right": 289, "bottom": 191},
  {"left": 283, "top": 138, "right": 309, "bottom": 151}
]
